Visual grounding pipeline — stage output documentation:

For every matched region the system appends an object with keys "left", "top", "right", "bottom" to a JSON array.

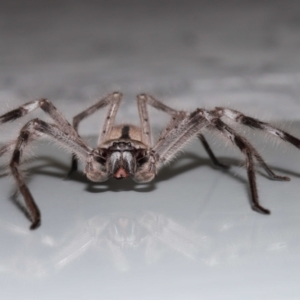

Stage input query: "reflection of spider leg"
[
  {"left": 9, "top": 119, "right": 91, "bottom": 229},
  {"left": 140, "top": 212, "right": 203, "bottom": 260},
  {"left": 54, "top": 233, "right": 96, "bottom": 270},
  {"left": 68, "top": 92, "right": 122, "bottom": 176},
  {"left": 51, "top": 216, "right": 110, "bottom": 269}
]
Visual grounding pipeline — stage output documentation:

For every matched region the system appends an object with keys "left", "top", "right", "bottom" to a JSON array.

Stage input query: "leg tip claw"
[
  {"left": 252, "top": 205, "right": 271, "bottom": 215},
  {"left": 272, "top": 175, "right": 291, "bottom": 182},
  {"left": 30, "top": 219, "right": 41, "bottom": 230}
]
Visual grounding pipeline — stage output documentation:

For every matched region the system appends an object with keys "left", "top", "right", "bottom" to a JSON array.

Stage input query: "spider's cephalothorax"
[
  {"left": 102, "top": 140, "right": 139, "bottom": 180},
  {"left": 0, "top": 92, "right": 299, "bottom": 229},
  {"left": 87, "top": 125, "right": 155, "bottom": 183}
]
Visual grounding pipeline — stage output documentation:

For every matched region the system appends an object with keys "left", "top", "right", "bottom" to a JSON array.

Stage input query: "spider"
[{"left": 0, "top": 92, "right": 299, "bottom": 230}]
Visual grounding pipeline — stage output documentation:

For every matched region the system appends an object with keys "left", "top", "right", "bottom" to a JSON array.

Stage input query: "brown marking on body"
[{"left": 108, "top": 124, "right": 142, "bottom": 141}]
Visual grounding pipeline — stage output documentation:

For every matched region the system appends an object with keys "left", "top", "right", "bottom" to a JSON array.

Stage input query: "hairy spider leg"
[
  {"left": 0, "top": 98, "right": 80, "bottom": 160},
  {"left": 68, "top": 92, "right": 122, "bottom": 177},
  {"left": 9, "top": 118, "right": 91, "bottom": 229},
  {"left": 209, "top": 118, "right": 272, "bottom": 214},
  {"left": 216, "top": 107, "right": 300, "bottom": 150},
  {"left": 0, "top": 98, "right": 77, "bottom": 136},
  {"left": 137, "top": 94, "right": 229, "bottom": 169},
  {"left": 215, "top": 107, "right": 300, "bottom": 180}
]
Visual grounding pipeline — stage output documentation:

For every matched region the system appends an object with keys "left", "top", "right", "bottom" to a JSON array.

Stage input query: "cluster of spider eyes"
[
  {"left": 95, "top": 145, "right": 148, "bottom": 167},
  {"left": 110, "top": 142, "right": 133, "bottom": 149}
]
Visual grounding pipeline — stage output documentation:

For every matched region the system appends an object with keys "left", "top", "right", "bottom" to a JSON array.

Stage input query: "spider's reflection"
[
  {"left": 0, "top": 211, "right": 207, "bottom": 277},
  {"left": 54, "top": 211, "right": 207, "bottom": 272}
]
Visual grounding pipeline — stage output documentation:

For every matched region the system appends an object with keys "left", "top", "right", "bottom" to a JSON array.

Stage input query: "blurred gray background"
[
  {"left": 1, "top": 0, "right": 300, "bottom": 123},
  {"left": 1, "top": 1, "right": 300, "bottom": 300}
]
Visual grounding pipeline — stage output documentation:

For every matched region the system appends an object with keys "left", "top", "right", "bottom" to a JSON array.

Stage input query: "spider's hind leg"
[
  {"left": 212, "top": 119, "right": 273, "bottom": 214},
  {"left": 252, "top": 151, "right": 290, "bottom": 181},
  {"left": 214, "top": 107, "right": 292, "bottom": 181},
  {"left": 216, "top": 107, "right": 300, "bottom": 154},
  {"left": 198, "top": 134, "right": 229, "bottom": 170}
]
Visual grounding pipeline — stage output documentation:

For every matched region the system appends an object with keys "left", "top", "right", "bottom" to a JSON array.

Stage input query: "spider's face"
[
  {"left": 108, "top": 150, "right": 135, "bottom": 179},
  {"left": 98, "top": 140, "right": 149, "bottom": 180}
]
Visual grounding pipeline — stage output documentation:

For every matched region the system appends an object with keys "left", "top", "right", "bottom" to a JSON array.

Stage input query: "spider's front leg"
[
  {"left": 132, "top": 152, "right": 157, "bottom": 183},
  {"left": 137, "top": 94, "right": 229, "bottom": 169},
  {"left": 9, "top": 118, "right": 91, "bottom": 229},
  {"left": 150, "top": 108, "right": 211, "bottom": 169},
  {"left": 0, "top": 98, "right": 77, "bottom": 135},
  {"left": 133, "top": 103, "right": 212, "bottom": 183},
  {"left": 0, "top": 98, "right": 79, "bottom": 159},
  {"left": 134, "top": 95, "right": 216, "bottom": 183},
  {"left": 84, "top": 150, "right": 110, "bottom": 182},
  {"left": 68, "top": 92, "right": 122, "bottom": 177}
]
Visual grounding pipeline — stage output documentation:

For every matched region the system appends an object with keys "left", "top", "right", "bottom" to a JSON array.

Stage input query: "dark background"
[{"left": 1, "top": 0, "right": 300, "bottom": 102}]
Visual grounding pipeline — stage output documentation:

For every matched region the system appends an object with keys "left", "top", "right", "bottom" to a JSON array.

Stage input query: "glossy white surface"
[
  {"left": 1, "top": 1, "right": 300, "bottom": 299},
  {"left": 1, "top": 129, "right": 300, "bottom": 299}
]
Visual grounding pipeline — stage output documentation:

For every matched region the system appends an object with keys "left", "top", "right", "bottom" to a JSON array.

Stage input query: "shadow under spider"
[
  {"left": 2, "top": 151, "right": 299, "bottom": 222},
  {"left": 5, "top": 152, "right": 298, "bottom": 192}
]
